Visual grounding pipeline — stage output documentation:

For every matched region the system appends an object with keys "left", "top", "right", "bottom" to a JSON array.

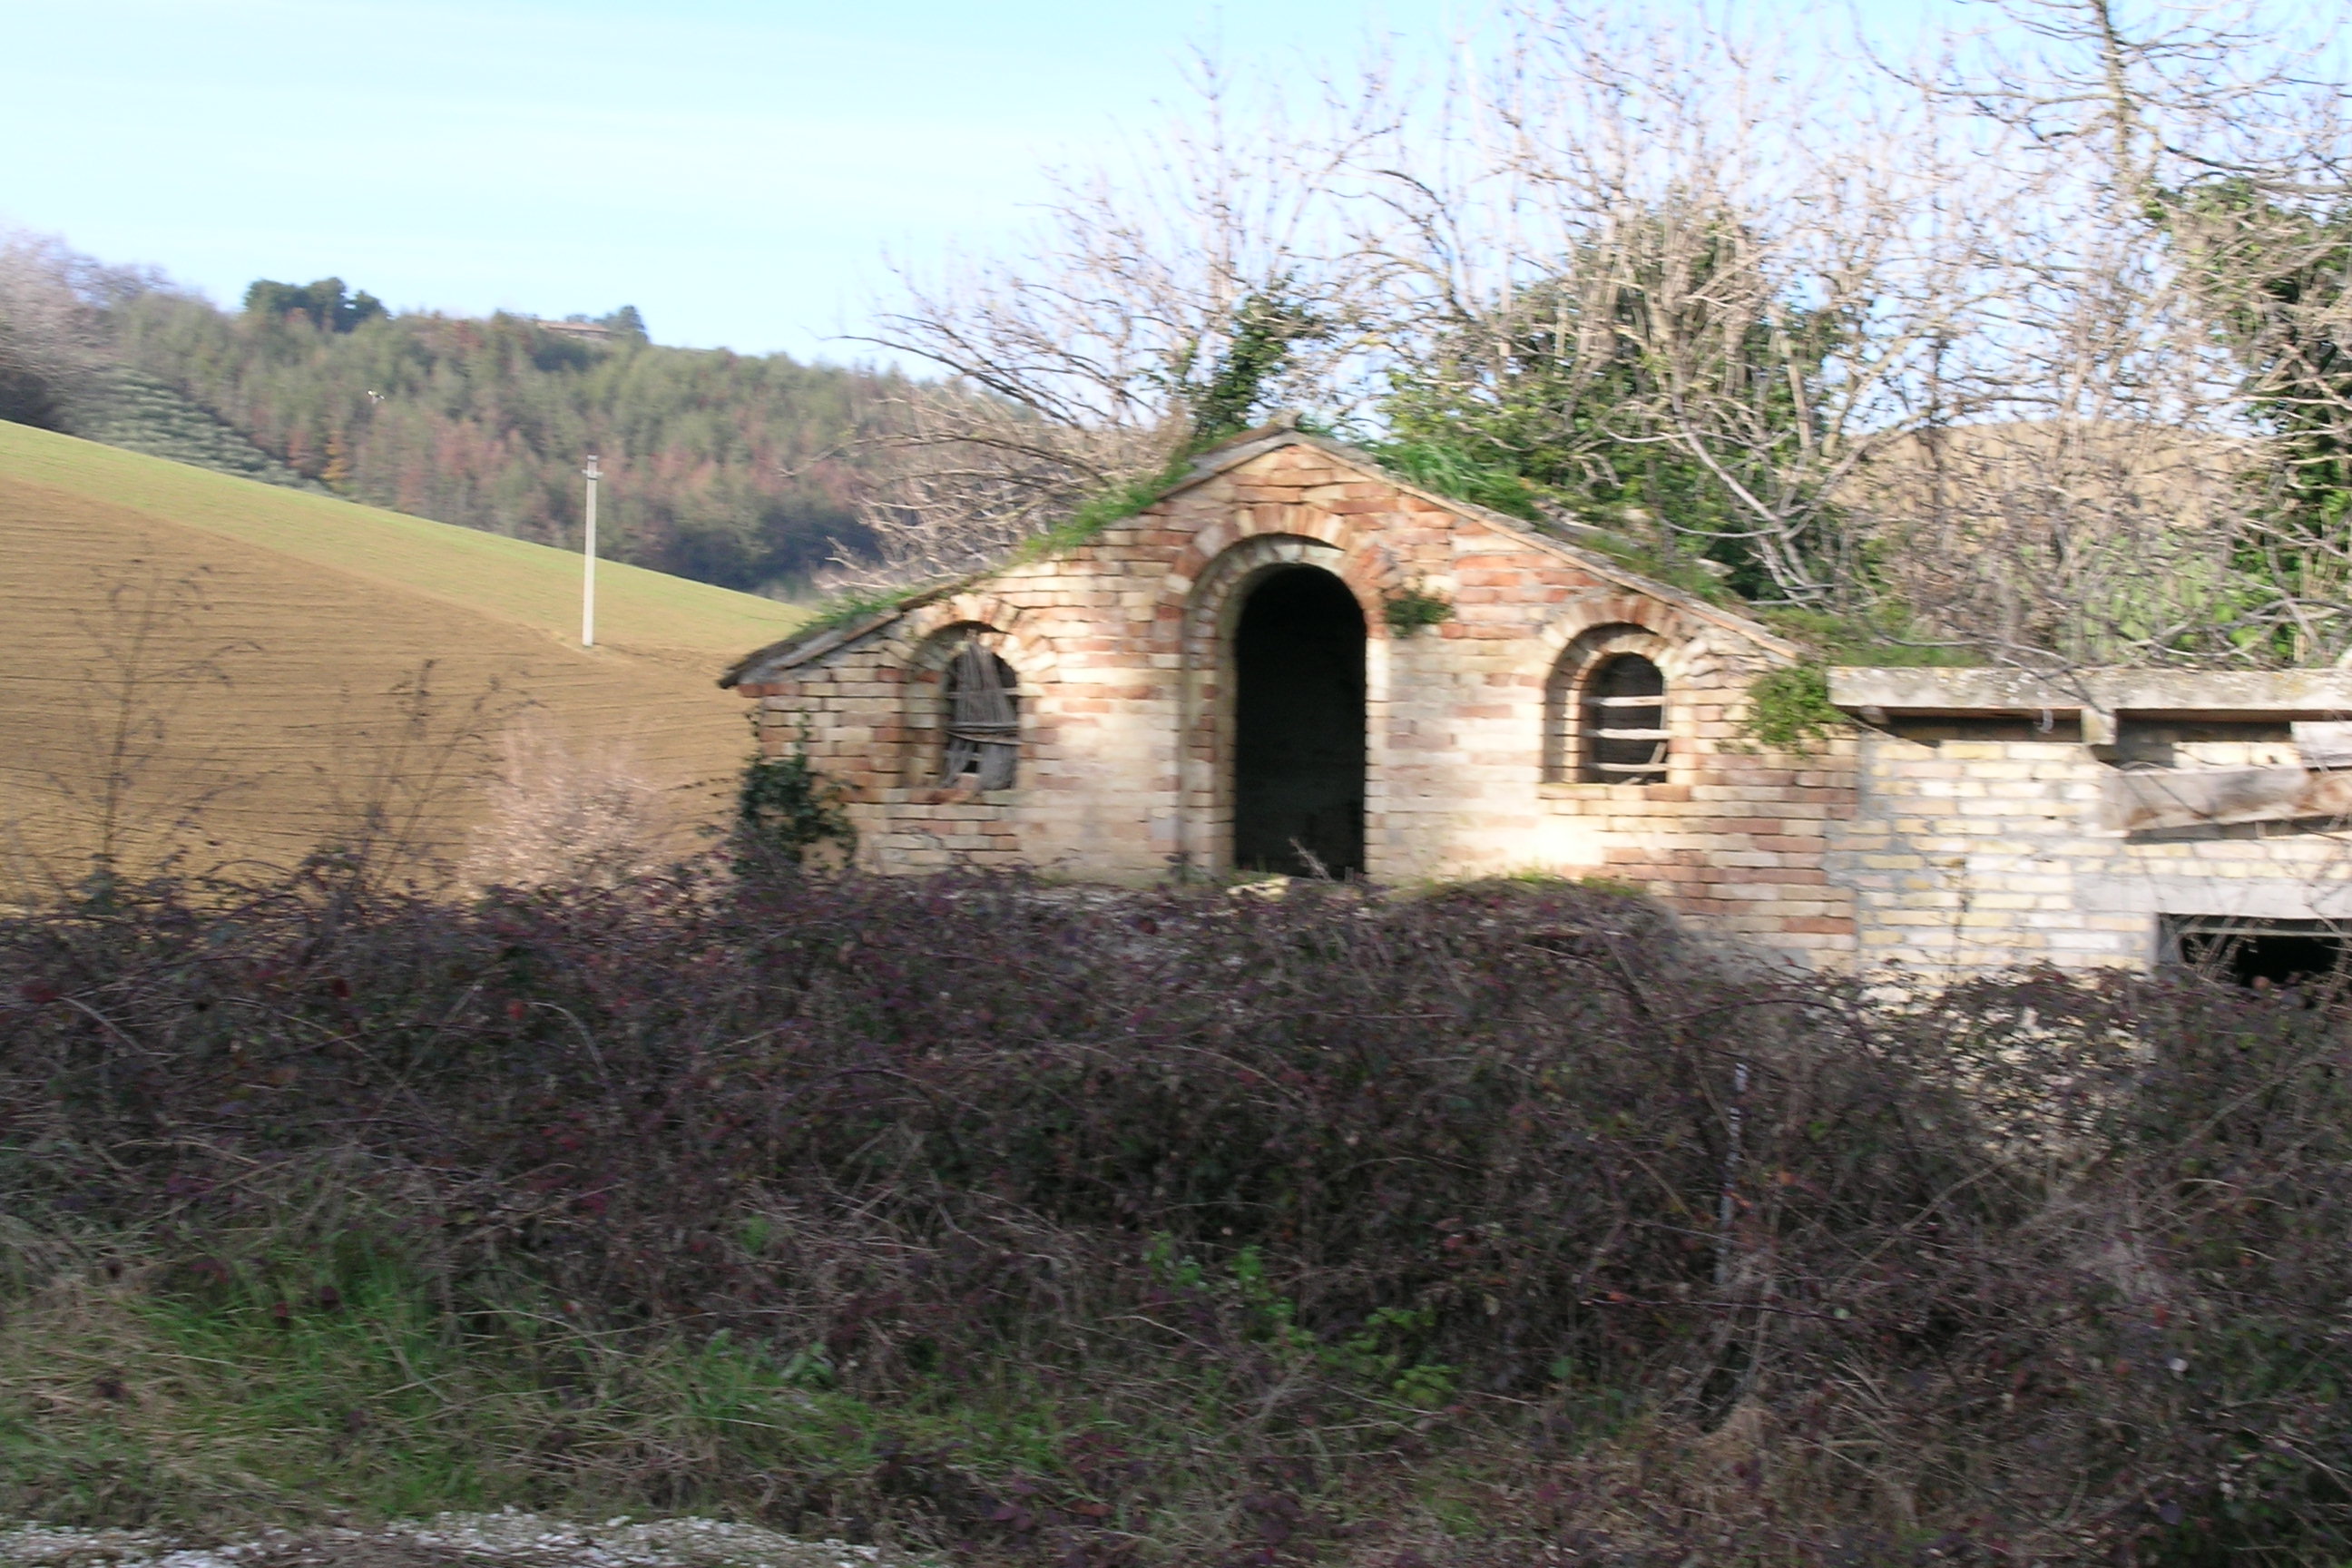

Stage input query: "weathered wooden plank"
[{"left": 2097, "top": 766, "right": 2352, "bottom": 834}]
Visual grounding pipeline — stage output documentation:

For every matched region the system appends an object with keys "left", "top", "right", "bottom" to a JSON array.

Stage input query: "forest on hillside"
[
  {"left": 0, "top": 247, "right": 901, "bottom": 596},
  {"left": 116, "top": 285, "right": 895, "bottom": 593}
]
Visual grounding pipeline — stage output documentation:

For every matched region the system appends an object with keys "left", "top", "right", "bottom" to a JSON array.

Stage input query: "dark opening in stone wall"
[
  {"left": 2165, "top": 914, "right": 2349, "bottom": 987},
  {"left": 1233, "top": 565, "right": 1365, "bottom": 877}
]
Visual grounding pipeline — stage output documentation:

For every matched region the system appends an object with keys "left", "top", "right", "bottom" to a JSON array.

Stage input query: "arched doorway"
[{"left": 1232, "top": 565, "right": 1365, "bottom": 877}]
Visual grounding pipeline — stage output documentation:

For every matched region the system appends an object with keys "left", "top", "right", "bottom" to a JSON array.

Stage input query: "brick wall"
[{"left": 735, "top": 438, "right": 1859, "bottom": 965}]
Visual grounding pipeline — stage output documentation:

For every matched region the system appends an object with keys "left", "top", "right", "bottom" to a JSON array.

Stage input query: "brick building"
[{"left": 724, "top": 426, "right": 2352, "bottom": 979}]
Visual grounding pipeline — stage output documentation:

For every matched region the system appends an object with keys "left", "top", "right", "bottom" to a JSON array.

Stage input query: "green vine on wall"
[
  {"left": 734, "top": 735, "right": 856, "bottom": 870},
  {"left": 1382, "top": 583, "right": 1456, "bottom": 638},
  {"left": 1739, "top": 662, "right": 1846, "bottom": 754}
]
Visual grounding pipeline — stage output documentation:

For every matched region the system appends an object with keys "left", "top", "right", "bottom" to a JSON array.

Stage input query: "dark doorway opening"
[
  {"left": 1233, "top": 565, "right": 1366, "bottom": 877},
  {"left": 2165, "top": 915, "right": 2349, "bottom": 987}
]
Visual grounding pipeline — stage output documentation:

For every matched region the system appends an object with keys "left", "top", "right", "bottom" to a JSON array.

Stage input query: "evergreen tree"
[
  {"left": 241, "top": 277, "right": 388, "bottom": 333},
  {"left": 118, "top": 289, "right": 895, "bottom": 596}
]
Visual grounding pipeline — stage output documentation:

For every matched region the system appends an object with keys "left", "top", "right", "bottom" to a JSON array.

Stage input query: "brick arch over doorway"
[
  {"left": 1179, "top": 534, "right": 1382, "bottom": 875},
  {"left": 1232, "top": 565, "right": 1367, "bottom": 876}
]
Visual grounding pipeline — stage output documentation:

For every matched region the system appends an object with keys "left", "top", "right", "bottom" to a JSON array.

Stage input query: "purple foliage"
[{"left": 3, "top": 866, "right": 2348, "bottom": 1563}]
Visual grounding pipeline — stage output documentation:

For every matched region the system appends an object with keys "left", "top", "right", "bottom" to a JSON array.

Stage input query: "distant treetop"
[
  {"left": 242, "top": 277, "right": 387, "bottom": 333},
  {"left": 534, "top": 306, "right": 651, "bottom": 347}
]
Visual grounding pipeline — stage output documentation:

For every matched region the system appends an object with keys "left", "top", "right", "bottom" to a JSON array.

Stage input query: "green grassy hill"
[{"left": 0, "top": 421, "right": 807, "bottom": 886}]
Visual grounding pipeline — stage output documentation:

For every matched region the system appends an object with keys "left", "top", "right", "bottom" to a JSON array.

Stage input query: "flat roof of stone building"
[{"left": 1830, "top": 666, "right": 2352, "bottom": 720}]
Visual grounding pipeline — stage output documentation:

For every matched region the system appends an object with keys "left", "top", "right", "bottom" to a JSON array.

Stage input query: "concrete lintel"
[
  {"left": 1830, "top": 666, "right": 2352, "bottom": 720},
  {"left": 2079, "top": 873, "right": 2352, "bottom": 922}
]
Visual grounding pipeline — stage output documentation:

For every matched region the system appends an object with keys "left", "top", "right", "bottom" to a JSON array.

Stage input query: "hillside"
[
  {"left": 0, "top": 421, "right": 805, "bottom": 887},
  {"left": 61, "top": 362, "right": 312, "bottom": 487},
  {"left": 109, "top": 287, "right": 896, "bottom": 595}
]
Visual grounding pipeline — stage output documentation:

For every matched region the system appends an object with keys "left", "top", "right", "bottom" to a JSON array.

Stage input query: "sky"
[{"left": 1, "top": 0, "right": 1935, "bottom": 365}]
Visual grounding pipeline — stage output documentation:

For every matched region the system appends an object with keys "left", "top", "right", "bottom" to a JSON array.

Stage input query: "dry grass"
[
  {"left": 0, "top": 426, "right": 794, "bottom": 887},
  {"left": 0, "top": 1517, "right": 924, "bottom": 1568},
  {"left": 462, "top": 725, "right": 679, "bottom": 891}
]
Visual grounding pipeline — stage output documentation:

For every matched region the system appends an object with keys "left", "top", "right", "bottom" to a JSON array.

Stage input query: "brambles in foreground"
[
  {"left": 2, "top": 867, "right": 2348, "bottom": 1564},
  {"left": 0, "top": 1514, "right": 927, "bottom": 1568}
]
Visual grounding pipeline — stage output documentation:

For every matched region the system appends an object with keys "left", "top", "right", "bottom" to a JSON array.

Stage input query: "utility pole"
[{"left": 581, "top": 452, "right": 601, "bottom": 648}]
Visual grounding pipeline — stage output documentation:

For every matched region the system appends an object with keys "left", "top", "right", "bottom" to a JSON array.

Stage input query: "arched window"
[
  {"left": 1582, "top": 653, "right": 1668, "bottom": 784},
  {"left": 942, "top": 642, "right": 1020, "bottom": 789}
]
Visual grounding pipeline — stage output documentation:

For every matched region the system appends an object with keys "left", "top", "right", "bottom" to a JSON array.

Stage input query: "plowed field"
[{"left": 0, "top": 422, "right": 804, "bottom": 888}]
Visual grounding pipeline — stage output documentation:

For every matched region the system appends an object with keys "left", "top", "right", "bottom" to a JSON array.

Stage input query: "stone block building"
[
  {"left": 1828, "top": 667, "right": 2352, "bottom": 978},
  {"left": 724, "top": 426, "right": 2352, "bottom": 979}
]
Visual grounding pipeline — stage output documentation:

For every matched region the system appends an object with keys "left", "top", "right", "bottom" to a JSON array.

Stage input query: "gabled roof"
[
  {"left": 1172, "top": 426, "right": 1797, "bottom": 655},
  {"left": 721, "top": 426, "right": 1794, "bottom": 688}
]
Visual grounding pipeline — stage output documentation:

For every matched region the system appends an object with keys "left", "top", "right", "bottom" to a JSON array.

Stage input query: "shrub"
[
  {"left": 463, "top": 724, "right": 672, "bottom": 889},
  {"left": 2, "top": 868, "right": 2347, "bottom": 1563},
  {"left": 732, "top": 742, "right": 855, "bottom": 871},
  {"left": 1738, "top": 661, "right": 1845, "bottom": 752},
  {"left": 1381, "top": 583, "right": 1456, "bottom": 638}
]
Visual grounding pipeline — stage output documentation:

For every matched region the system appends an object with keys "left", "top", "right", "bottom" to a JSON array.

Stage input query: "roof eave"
[
  {"left": 719, "top": 575, "right": 979, "bottom": 689},
  {"left": 1829, "top": 665, "right": 2352, "bottom": 719}
]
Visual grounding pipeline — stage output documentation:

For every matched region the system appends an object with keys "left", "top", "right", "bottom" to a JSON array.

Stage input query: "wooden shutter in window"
[
  {"left": 943, "top": 643, "right": 1019, "bottom": 789},
  {"left": 1583, "top": 654, "right": 1667, "bottom": 784}
]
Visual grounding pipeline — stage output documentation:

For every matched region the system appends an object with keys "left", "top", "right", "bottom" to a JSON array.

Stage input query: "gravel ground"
[{"left": 0, "top": 1514, "right": 935, "bottom": 1568}]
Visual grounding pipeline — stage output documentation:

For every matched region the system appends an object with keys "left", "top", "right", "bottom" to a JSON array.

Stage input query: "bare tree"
[
  {"left": 835, "top": 54, "right": 1394, "bottom": 588},
  {"left": 0, "top": 234, "right": 100, "bottom": 428},
  {"left": 311, "top": 662, "right": 521, "bottom": 892},
  {"left": 1351, "top": 5, "right": 2009, "bottom": 605},
  {"left": 844, "top": 0, "right": 2352, "bottom": 671},
  {"left": 7, "top": 564, "right": 255, "bottom": 899},
  {"left": 1353, "top": 0, "right": 2352, "bottom": 662},
  {"left": 1874, "top": 0, "right": 2352, "bottom": 666},
  {"left": 850, "top": 8, "right": 2010, "bottom": 611},
  {"left": 0, "top": 229, "right": 162, "bottom": 429}
]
